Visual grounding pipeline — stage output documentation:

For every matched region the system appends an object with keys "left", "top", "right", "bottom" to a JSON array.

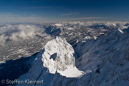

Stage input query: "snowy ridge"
[{"left": 51, "top": 28, "right": 129, "bottom": 86}]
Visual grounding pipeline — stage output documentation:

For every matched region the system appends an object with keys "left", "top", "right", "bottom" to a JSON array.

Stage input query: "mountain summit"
[
  {"left": 17, "top": 37, "right": 83, "bottom": 86},
  {"left": 42, "top": 37, "right": 83, "bottom": 77}
]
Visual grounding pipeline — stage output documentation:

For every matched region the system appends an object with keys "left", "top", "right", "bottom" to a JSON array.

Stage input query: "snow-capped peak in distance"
[
  {"left": 54, "top": 23, "right": 62, "bottom": 27},
  {"left": 118, "top": 28, "right": 124, "bottom": 33}
]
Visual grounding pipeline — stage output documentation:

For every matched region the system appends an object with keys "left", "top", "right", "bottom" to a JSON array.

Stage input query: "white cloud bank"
[
  {"left": 0, "top": 24, "right": 41, "bottom": 45},
  {"left": 10, "top": 25, "right": 38, "bottom": 40}
]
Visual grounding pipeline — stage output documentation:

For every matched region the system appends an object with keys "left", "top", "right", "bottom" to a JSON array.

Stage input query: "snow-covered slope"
[{"left": 17, "top": 37, "right": 83, "bottom": 86}]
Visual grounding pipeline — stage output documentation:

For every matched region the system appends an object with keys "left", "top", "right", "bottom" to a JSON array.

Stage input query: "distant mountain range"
[{"left": 0, "top": 21, "right": 129, "bottom": 86}]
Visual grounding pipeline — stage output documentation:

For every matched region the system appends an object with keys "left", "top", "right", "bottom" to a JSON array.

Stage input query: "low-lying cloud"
[
  {"left": 10, "top": 25, "right": 38, "bottom": 40},
  {"left": 0, "top": 24, "right": 41, "bottom": 45}
]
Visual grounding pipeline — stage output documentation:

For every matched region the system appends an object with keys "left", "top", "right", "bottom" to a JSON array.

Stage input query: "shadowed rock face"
[
  {"left": 50, "top": 53, "right": 57, "bottom": 60},
  {"left": 0, "top": 52, "right": 39, "bottom": 86},
  {"left": 45, "top": 26, "right": 61, "bottom": 36}
]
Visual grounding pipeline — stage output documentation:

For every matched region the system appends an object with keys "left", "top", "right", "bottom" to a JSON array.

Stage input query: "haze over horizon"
[{"left": 0, "top": 0, "right": 129, "bottom": 23}]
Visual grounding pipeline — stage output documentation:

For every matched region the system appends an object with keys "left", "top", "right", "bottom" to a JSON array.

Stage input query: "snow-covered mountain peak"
[
  {"left": 42, "top": 37, "right": 83, "bottom": 77},
  {"left": 17, "top": 37, "right": 83, "bottom": 84},
  {"left": 54, "top": 23, "right": 62, "bottom": 27}
]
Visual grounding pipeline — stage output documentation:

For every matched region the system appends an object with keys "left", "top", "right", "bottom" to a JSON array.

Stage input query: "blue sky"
[{"left": 0, "top": 0, "right": 129, "bottom": 23}]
